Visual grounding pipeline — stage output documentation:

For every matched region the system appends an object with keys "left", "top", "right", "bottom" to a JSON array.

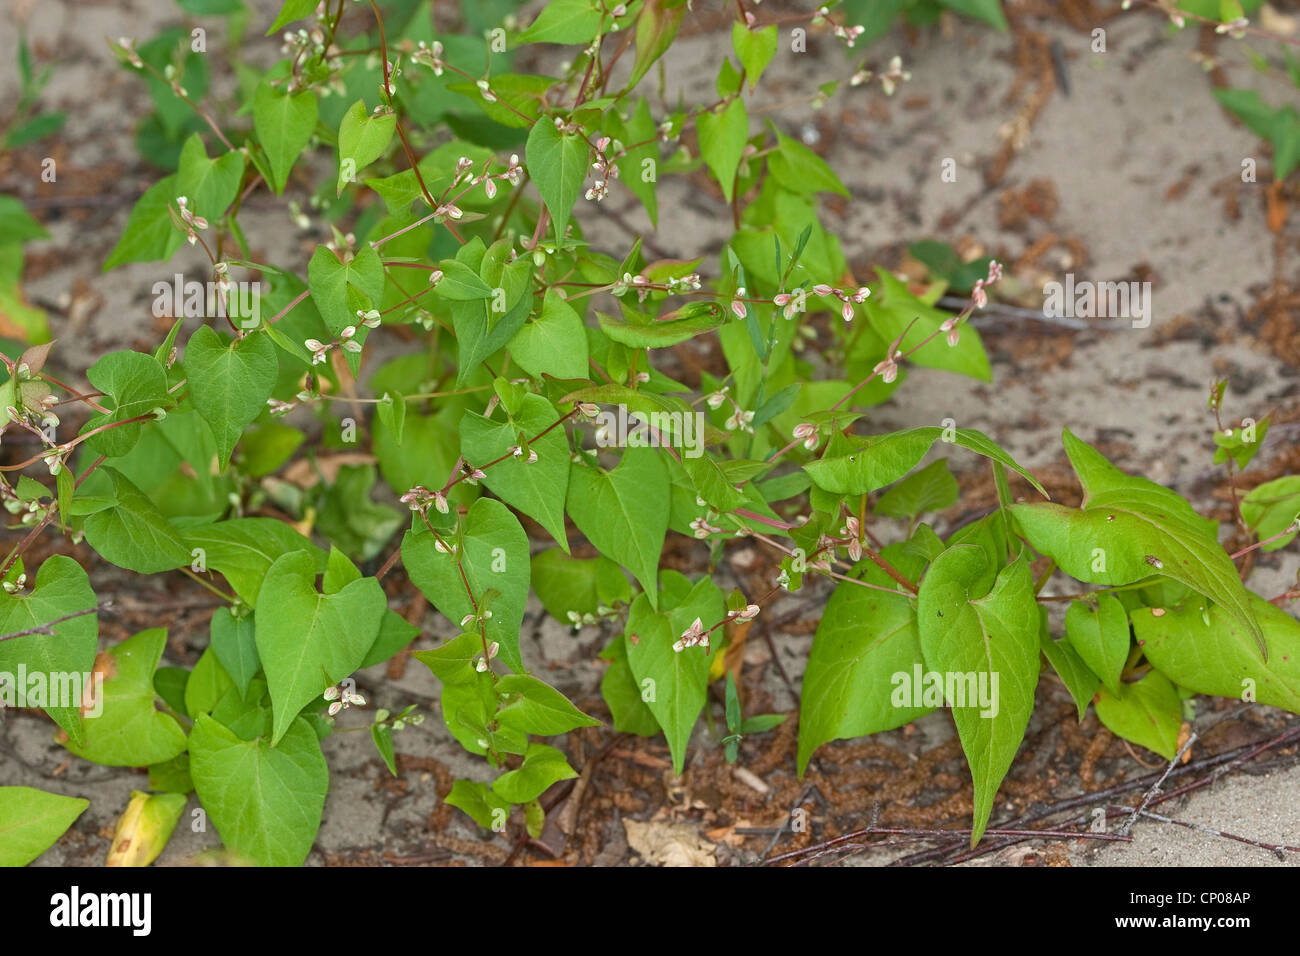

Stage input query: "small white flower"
[{"left": 672, "top": 617, "right": 708, "bottom": 652}]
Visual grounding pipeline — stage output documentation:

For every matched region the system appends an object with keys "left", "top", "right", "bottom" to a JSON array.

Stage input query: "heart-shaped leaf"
[
  {"left": 190, "top": 714, "right": 327, "bottom": 866},
  {"left": 917, "top": 547, "right": 1040, "bottom": 846},
  {"left": 402, "top": 497, "right": 530, "bottom": 673},
  {"left": 62, "top": 629, "right": 188, "bottom": 767},
  {"left": 1011, "top": 428, "right": 1264, "bottom": 656},
  {"left": 1064, "top": 593, "right": 1129, "bottom": 695},
  {"left": 254, "top": 550, "right": 387, "bottom": 745},
  {"left": 624, "top": 572, "right": 724, "bottom": 773},
  {"left": 184, "top": 326, "right": 278, "bottom": 467},
  {"left": 567, "top": 448, "right": 669, "bottom": 609},
  {"left": 1134, "top": 594, "right": 1300, "bottom": 715},
  {"left": 0, "top": 786, "right": 89, "bottom": 866},
  {"left": 798, "top": 548, "right": 930, "bottom": 775},
  {"left": 460, "top": 394, "right": 570, "bottom": 550},
  {"left": 0, "top": 555, "right": 98, "bottom": 746}
]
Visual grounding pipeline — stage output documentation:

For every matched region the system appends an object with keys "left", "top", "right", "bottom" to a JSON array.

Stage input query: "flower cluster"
[
  {"left": 812, "top": 283, "right": 871, "bottom": 322},
  {"left": 323, "top": 680, "right": 365, "bottom": 717},
  {"left": 400, "top": 484, "right": 450, "bottom": 517},
  {"left": 174, "top": 196, "right": 208, "bottom": 245},
  {"left": 672, "top": 617, "right": 709, "bottom": 652},
  {"left": 585, "top": 134, "right": 623, "bottom": 202},
  {"left": 412, "top": 40, "right": 445, "bottom": 75},
  {"left": 793, "top": 422, "right": 820, "bottom": 451}
]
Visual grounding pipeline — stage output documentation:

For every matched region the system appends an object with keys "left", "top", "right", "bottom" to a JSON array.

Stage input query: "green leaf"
[
  {"left": 597, "top": 303, "right": 725, "bottom": 348},
  {"left": 1038, "top": 609, "right": 1099, "bottom": 722},
  {"left": 0, "top": 555, "right": 98, "bottom": 746},
  {"left": 624, "top": 574, "right": 725, "bottom": 773},
  {"left": 629, "top": 0, "right": 685, "bottom": 88},
  {"left": 805, "top": 425, "right": 1045, "bottom": 497},
  {"left": 496, "top": 674, "right": 601, "bottom": 735},
  {"left": 103, "top": 176, "right": 185, "bottom": 271},
  {"left": 1094, "top": 671, "right": 1181, "bottom": 760},
  {"left": 532, "top": 549, "right": 629, "bottom": 623},
  {"left": 402, "top": 497, "right": 531, "bottom": 673},
  {"left": 1134, "top": 593, "right": 1300, "bottom": 715},
  {"left": 767, "top": 127, "right": 849, "bottom": 197},
  {"left": 460, "top": 394, "right": 570, "bottom": 550},
  {"left": 1064, "top": 594, "right": 1129, "bottom": 695},
  {"left": 185, "top": 518, "right": 325, "bottom": 607},
  {"left": 938, "top": 0, "right": 1009, "bottom": 30},
  {"left": 83, "top": 469, "right": 191, "bottom": 574},
  {"left": 518, "top": 0, "right": 602, "bottom": 44},
  {"left": 336, "top": 99, "right": 395, "bottom": 195},
  {"left": 0, "top": 195, "right": 49, "bottom": 242},
  {"left": 63, "top": 629, "right": 188, "bottom": 767},
  {"left": 185, "top": 646, "right": 233, "bottom": 719},
  {"left": 0, "top": 787, "right": 89, "bottom": 866},
  {"left": 917, "top": 548, "right": 1040, "bottom": 846},
  {"left": 266, "top": 0, "right": 318, "bottom": 35},
  {"left": 508, "top": 288, "right": 590, "bottom": 379},
  {"left": 184, "top": 327, "right": 278, "bottom": 467},
  {"left": 254, "top": 550, "right": 387, "bottom": 745},
  {"left": 81, "top": 350, "right": 169, "bottom": 458},
  {"left": 1212, "top": 416, "right": 1269, "bottom": 469},
  {"left": 600, "top": 635, "right": 660, "bottom": 735},
  {"left": 1241, "top": 476, "right": 1300, "bottom": 552},
  {"left": 359, "top": 609, "right": 420, "bottom": 669},
  {"left": 436, "top": 259, "right": 494, "bottom": 300},
  {"left": 307, "top": 243, "right": 384, "bottom": 375},
  {"left": 210, "top": 608, "right": 260, "bottom": 699},
  {"left": 865, "top": 269, "right": 991, "bottom": 380},
  {"left": 798, "top": 548, "right": 931, "bottom": 775},
  {"left": 874, "top": 457, "right": 959, "bottom": 520},
  {"left": 696, "top": 98, "right": 748, "bottom": 203},
  {"left": 445, "top": 779, "right": 510, "bottom": 831},
  {"left": 567, "top": 448, "right": 669, "bottom": 609},
  {"left": 1009, "top": 428, "right": 1264, "bottom": 656},
  {"left": 492, "top": 743, "right": 577, "bottom": 803},
  {"left": 525, "top": 116, "right": 589, "bottom": 241},
  {"left": 254, "top": 82, "right": 317, "bottom": 194},
  {"left": 732, "top": 22, "right": 778, "bottom": 90},
  {"left": 190, "top": 714, "right": 328, "bottom": 866},
  {"left": 175, "top": 134, "right": 245, "bottom": 223}
]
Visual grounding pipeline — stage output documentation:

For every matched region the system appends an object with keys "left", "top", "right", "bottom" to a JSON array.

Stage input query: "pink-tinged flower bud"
[
  {"left": 484, "top": 178, "right": 497, "bottom": 199},
  {"left": 972, "top": 280, "right": 988, "bottom": 309},
  {"left": 672, "top": 617, "right": 709, "bottom": 652},
  {"left": 813, "top": 284, "right": 834, "bottom": 296},
  {"left": 460, "top": 613, "right": 476, "bottom": 628},
  {"left": 706, "top": 388, "right": 728, "bottom": 410},
  {"left": 793, "top": 422, "right": 816, "bottom": 439},
  {"left": 841, "top": 300, "right": 855, "bottom": 322},
  {"left": 736, "top": 604, "right": 760, "bottom": 622},
  {"left": 940, "top": 317, "right": 957, "bottom": 333},
  {"left": 434, "top": 491, "right": 449, "bottom": 514},
  {"left": 774, "top": 293, "right": 791, "bottom": 307},
  {"left": 873, "top": 356, "right": 899, "bottom": 384},
  {"left": 304, "top": 338, "right": 324, "bottom": 352},
  {"left": 986, "top": 259, "right": 1003, "bottom": 284},
  {"left": 946, "top": 329, "right": 960, "bottom": 347},
  {"left": 429, "top": 269, "right": 444, "bottom": 286}
]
